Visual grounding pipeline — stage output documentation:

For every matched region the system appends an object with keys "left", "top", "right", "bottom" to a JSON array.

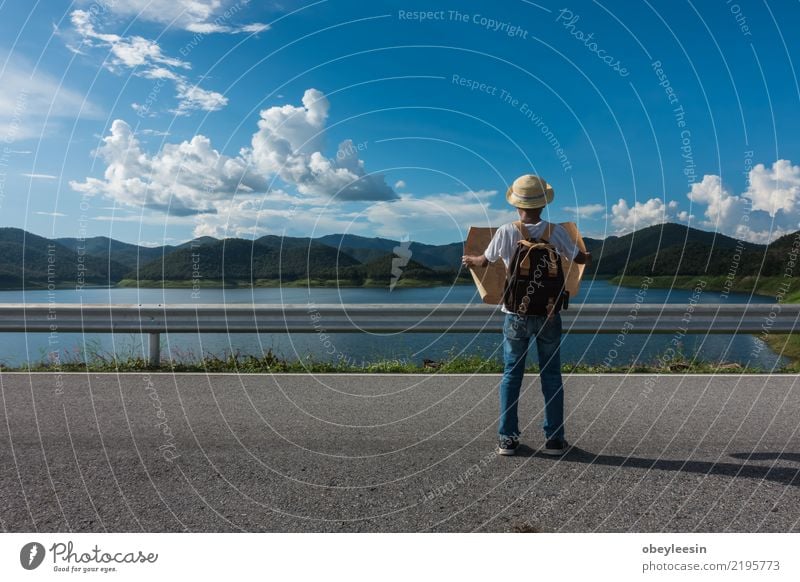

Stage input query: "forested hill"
[
  {"left": 584, "top": 223, "right": 773, "bottom": 277},
  {"left": 0, "top": 223, "right": 797, "bottom": 289}
]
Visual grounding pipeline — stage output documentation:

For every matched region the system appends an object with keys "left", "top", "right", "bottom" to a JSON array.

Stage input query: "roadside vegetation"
[{"left": 3, "top": 342, "right": 796, "bottom": 374}]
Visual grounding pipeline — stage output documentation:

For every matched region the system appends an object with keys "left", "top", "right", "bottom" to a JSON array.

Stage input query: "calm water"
[{"left": 0, "top": 280, "right": 786, "bottom": 369}]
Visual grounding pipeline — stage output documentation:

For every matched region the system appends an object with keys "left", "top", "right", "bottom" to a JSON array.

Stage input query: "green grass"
[
  {"left": 762, "top": 332, "right": 800, "bottom": 365},
  {"left": 609, "top": 274, "right": 800, "bottom": 298},
  {"left": 3, "top": 342, "right": 797, "bottom": 374}
]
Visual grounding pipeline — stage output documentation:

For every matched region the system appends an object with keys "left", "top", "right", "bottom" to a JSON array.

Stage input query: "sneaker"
[
  {"left": 497, "top": 436, "right": 519, "bottom": 456},
  {"left": 541, "top": 437, "right": 570, "bottom": 456}
]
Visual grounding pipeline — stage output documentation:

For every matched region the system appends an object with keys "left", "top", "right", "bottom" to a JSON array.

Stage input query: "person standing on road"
[{"left": 462, "top": 174, "right": 591, "bottom": 457}]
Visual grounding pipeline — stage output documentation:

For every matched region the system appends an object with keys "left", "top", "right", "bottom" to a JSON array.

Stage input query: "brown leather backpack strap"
[
  {"left": 519, "top": 247, "right": 533, "bottom": 275},
  {"left": 514, "top": 220, "right": 529, "bottom": 240}
]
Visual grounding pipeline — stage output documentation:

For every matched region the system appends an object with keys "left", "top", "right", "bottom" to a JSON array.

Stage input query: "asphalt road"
[{"left": 1, "top": 372, "right": 799, "bottom": 533}]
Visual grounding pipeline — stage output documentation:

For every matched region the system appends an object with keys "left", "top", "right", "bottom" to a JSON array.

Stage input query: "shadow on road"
[
  {"left": 510, "top": 446, "right": 800, "bottom": 487},
  {"left": 729, "top": 452, "right": 800, "bottom": 464}
]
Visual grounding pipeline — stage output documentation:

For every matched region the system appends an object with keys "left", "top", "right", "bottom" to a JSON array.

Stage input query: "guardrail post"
[{"left": 148, "top": 332, "right": 160, "bottom": 367}]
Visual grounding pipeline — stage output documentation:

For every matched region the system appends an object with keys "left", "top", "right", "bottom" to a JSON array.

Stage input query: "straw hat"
[{"left": 505, "top": 174, "right": 554, "bottom": 209}]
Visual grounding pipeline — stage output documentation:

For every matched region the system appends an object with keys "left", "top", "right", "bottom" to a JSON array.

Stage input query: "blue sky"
[{"left": 0, "top": 0, "right": 798, "bottom": 246}]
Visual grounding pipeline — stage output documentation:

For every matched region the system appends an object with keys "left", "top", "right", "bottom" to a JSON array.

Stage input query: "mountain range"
[{"left": 0, "top": 222, "right": 795, "bottom": 289}]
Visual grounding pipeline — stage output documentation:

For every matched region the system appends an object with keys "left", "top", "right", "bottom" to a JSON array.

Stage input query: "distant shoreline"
[
  {"left": 117, "top": 277, "right": 474, "bottom": 289},
  {"left": 0, "top": 278, "right": 474, "bottom": 291},
  {"left": 609, "top": 274, "right": 800, "bottom": 301}
]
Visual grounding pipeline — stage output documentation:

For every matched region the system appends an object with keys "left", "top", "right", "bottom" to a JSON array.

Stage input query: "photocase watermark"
[
  {"left": 44, "top": 244, "right": 65, "bottom": 396},
  {"left": 451, "top": 74, "right": 572, "bottom": 172},
  {"left": 674, "top": 105, "right": 696, "bottom": 187},
  {"left": 190, "top": 241, "right": 202, "bottom": 299},
  {"left": 20, "top": 537, "right": 159, "bottom": 573},
  {"left": 142, "top": 373, "right": 180, "bottom": 462},
  {"left": 513, "top": 252, "right": 554, "bottom": 316},
  {"left": 502, "top": 90, "right": 573, "bottom": 172},
  {"left": 178, "top": 0, "right": 245, "bottom": 57},
  {"left": 45, "top": 540, "right": 158, "bottom": 574},
  {"left": 750, "top": 231, "right": 800, "bottom": 359},
  {"left": 390, "top": 235, "right": 412, "bottom": 291},
  {"left": 555, "top": 8, "right": 629, "bottom": 77},
  {"left": 726, "top": 0, "right": 753, "bottom": 38},
  {"left": 601, "top": 276, "right": 652, "bottom": 369},
  {"left": 74, "top": 188, "right": 92, "bottom": 291},
  {"left": 307, "top": 302, "right": 410, "bottom": 367},
  {"left": 397, "top": 9, "right": 529, "bottom": 38},
  {"left": 269, "top": 132, "right": 346, "bottom": 243},
  {"left": 82, "top": 0, "right": 118, "bottom": 21},
  {"left": 652, "top": 59, "right": 679, "bottom": 107},
  {"left": 640, "top": 278, "right": 706, "bottom": 400},
  {"left": 20, "top": 542, "right": 46, "bottom": 570},
  {"left": 133, "top": 77, "right": 167, "bottom": 119},
  {"left": 336, "top": 139, "right": 368, "bottom": 161},
  {"left": 721, "top": 150, "right": 756, "bottom": 299},
  {"left": 187, "top": 176, "right": 216, "bottom": 296},
  {"left": 0, "top": 88, "right": 29, "bottom": 211},
  {"left": 131, "top": 0, "right": 248, "bottom": 117},
  {"left": 651, "top": 59, "right": 695, "bottom": 187},
  {"left": 420, "top": 449, "right": 496, "bottom": 502},
  {"left": 667, "top": 278, "right": 706, "bottom": 354}
]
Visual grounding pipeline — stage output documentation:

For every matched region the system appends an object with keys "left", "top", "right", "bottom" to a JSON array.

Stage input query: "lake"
[{"left": 0, "top": 279, "right": 787, "bottom": 369}]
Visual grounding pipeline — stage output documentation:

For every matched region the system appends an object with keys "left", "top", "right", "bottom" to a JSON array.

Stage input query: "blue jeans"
[{"left": 498, "top": 312, "right": 565, "bottom": 440}]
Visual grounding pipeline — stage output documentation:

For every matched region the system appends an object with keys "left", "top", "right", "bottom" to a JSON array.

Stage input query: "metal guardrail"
[{"left": 0, "top": 303, "right": 797, "bottom": 366}]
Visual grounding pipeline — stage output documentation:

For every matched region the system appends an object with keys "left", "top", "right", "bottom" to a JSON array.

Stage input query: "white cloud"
[
  {"left": 91, "top": 212, "right": 193, "bottom": 225},
  {"left": 686, "top": 166, "right": 800, "bottom": 244},
  {"left": 746, "top": 159, "right": 800, "bottom": 217},
  {"left": 36, "top": 211, "right": 67, "bottom": 217},
  {"left": 69, "top": 9, "right": 227, "bottom": 115},
  {"left": 188, "top": 189, "right": 510, "bottom": 242},
  {"left": 563, "top": 203, "right": 605, "bottom": 219},
  {"left": 22, "top": 173, "right": 58, "bottom": 180},
  {"left": 138, "top": 128, "right": 171, "bottom": 137},
  {"left": 70, "top": 92, "right": 514, "bottom": 242},
  {"left": 91, "top": 183, "right": 509, "bottom": 243},
  {"left": 191, "top": 194, "right": 368, "bottom": 239},
  {"left": 71, "top": 10, "right": 189, "bottom": 71},
  {"left": 185, "top": 21, "right": 270, "bottom": 34},
  {"left": 97, "top": 0, "right": 220, "bottom": 28},
  {"left": 610, "top": 197, "right": 676, "bottom": 233},
  {"left": 250, "top": 89, "right": 396, "bottom": 201},
  {"left": 85, "top": 0, "right": 270, "bottom": 34},
  {"left": 70, "top": 118, "right": 268, "bottom": 215},
  {"left": 71, "top": 90, "right": 398, "bottom": 238},
  {"left": 0, "top": 53, "right": 102, "bottom": 140},
  {"left": 138, "top": 239, "right": 178, "bottom": 247},
  {"left": 687, "top": 174, "right": 743, "bottom": 230},
  {"left": 394, "top": 180, "right": 406, "bottom": 190},
  {"left": 238, "top": 23, "right": 271, "bottom": 34},
  {"left": 361, "top": 190, "right": 509, "bottom": 240},
  {"left": 174, "top": 81, "right": 228, "bottom": 114}
]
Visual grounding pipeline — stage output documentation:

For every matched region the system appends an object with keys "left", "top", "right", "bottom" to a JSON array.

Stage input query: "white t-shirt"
[{"left": 483, "top": 221, "right": 581, "bottom": 314}]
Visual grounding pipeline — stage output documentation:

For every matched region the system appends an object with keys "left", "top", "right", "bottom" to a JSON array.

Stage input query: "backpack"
[{"left": 501, "top": 220, "right": 569, "bottom": 317}]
